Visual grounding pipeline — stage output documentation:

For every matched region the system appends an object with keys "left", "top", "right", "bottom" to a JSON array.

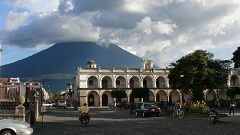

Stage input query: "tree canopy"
[
  {"left": 111, "top": 89, "right": 127, "bottom": 99},
  {"left": 232, "top": 47, "right": 240, "bottom": 68},
  {"left": 132, "top": 88, "right": 149, "bottom": 98},
  {"left": 168, "top": 50, "right": 231, "bottom": 101},
  {"left": 227, "top": 87, "right": 240, "bottom": 99}
]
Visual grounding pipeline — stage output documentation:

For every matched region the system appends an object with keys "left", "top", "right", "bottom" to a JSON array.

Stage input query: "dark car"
[{"left": 135, "top": 102, "right": 161, "bottom": 117}]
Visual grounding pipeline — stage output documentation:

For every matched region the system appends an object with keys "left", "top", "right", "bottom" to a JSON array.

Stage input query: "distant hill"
[{"left": 2, "top": 42, "right": 142, "bottom": 92}]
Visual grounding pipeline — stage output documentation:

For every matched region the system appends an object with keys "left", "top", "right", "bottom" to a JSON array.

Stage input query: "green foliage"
[
  {"left": 168, "top": 49, "right": 231, "bottom": 101},
  {"left": 132, "top": 88, "right": 149, "bottom": 98},
  {"left": 232, "top": 47, "right": 240, "bottom": 68},
  {"left": 111, "top": 89, "right": 127, "bottom": 99},
  {"left": 236, "top": 99, "right": 240, "bottom": 107},
  {"left": 227, "top": 87, "right": 240, "bottom": 99}
]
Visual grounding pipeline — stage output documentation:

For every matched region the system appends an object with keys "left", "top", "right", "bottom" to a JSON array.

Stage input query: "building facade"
[
  {"left": 74, "top": 60, "right": 240, "bottom": 107},
  {"left": 0, "top": 78, "right": 21, "bottom": 102}
]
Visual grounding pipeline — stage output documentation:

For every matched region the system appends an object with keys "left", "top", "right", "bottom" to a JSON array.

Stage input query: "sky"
[{"left": 0, "top": 0, "right": 240, "bottom": 67}]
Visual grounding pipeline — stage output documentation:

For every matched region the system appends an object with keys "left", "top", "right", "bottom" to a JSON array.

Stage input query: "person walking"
[{"left": 229, "top": 100, "right": 236, "bottom": 115}]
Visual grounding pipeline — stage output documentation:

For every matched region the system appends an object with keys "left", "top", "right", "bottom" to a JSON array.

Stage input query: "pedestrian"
[
  {"left": 114, "top": 101, "right": 117, "bottom": 111},
  {"left": 229, "top": 100, "right": 236, "bottom": 115}
]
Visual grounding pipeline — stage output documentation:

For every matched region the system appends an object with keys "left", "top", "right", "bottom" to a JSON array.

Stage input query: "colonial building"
[
  {"left": 74, "top": 60, "right": 186, "bottom": 107},
  {"left": 0, "top": 78, "right": 21, "bottom": 102},
  {"left": 74, "top": 60, "right": 240, "bottom": 107}
]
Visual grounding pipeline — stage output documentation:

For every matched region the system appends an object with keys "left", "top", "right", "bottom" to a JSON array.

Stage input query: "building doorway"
[
  {"left": 102, "top": 94, "right": 108, "bottom": 106},
  {"left": 88, "top": 94, "right": 94, "bottom": 106}
]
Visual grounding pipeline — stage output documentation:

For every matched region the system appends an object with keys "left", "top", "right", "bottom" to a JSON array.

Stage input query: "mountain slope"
[{"left": 2, "top": 42, "right": 142, "bottom": 91}]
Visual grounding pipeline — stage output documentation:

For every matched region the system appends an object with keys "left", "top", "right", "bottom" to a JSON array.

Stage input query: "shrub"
[{"left": 190, "top": 101, "right": 206, "bottom": 113}]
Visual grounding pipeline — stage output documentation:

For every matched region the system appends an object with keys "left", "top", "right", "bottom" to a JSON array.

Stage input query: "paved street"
[{"left": 33, "top": 108, "right": 240, "bottom": 135}]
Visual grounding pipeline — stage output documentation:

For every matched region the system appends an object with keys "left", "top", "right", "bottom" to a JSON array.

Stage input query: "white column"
[
  {"left": 166, "top": 78, "right": 170, "bottom": 88},
  {"left": 227, "top": 75, "right": 231, "bottom": 87},
  {"left": 153, "top": 78, "right": 156, "bottom": 88},
  {"left": 127, "top": 94, "right": 130, "bottom": 103},
  {"left": 112, "top": 80, "right": 116, "bottom": 88},
  {"left": 98, "top": 79, "right": 102, "bottom": 88},
  {"left": 126, "top": 78, "right": 129, "bottom": 88},
  {"left": 139, "top": 78, "right": 143, "bottom": 87},
  {"left": 179, "top": 92, "right": 183, "bottom": 103},
  {"left": 167, "top": 91, "right": 170, "bottom": 102},
  {"left": 100, "top": 95, "right": 102, "bottom": 107}
]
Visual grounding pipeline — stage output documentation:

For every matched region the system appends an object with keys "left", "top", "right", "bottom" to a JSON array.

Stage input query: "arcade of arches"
[{"left": 78, "top": 89, "right": 223, "bottom": 107}]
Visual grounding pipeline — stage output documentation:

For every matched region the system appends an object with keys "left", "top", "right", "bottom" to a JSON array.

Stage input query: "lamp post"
[{"left": 0, "top": 41, "right": 3, "bottom": 78}]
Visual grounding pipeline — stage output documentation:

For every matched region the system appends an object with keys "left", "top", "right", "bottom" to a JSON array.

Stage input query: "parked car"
[
  {"left": 42, "top": 102, "right": 53, "bottom": 107},
  {"left": 0, "top": 118, "right": 33, "bottom": 135},
  {"left": 135, "top": 102, "right": 161, "bottom": 117},
  {"left": 51, "top": 101, "right": 57, "bottom": 107},
  {"left": 57, "top": 100, "right": 67, "bottom": 109}
]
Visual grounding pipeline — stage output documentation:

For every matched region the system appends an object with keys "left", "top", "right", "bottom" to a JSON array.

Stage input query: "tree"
[
  {"left": 227, "top": 87, "right": 240, "bottom": 99},
  {"left": 111, "top": 89, "right": 127, "bottom": 99},
  {"left": 168, "top": 50, "right": 231, "bottom": 102},
  {"left": 132, "top": 88, "right": 150, "bottom": 101},
  {"left": 232, "top": 47, "right": 240, "bottom": 68}
]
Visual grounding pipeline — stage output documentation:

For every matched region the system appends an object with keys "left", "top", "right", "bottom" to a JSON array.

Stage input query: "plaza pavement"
[{"left": 32, "top": 107, "right": 240, "bottom": 135}]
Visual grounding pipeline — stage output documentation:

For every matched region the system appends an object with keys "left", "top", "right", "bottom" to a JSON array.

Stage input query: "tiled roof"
[{"left": 0, "top": 78, "right": 9, "bottom": 84}]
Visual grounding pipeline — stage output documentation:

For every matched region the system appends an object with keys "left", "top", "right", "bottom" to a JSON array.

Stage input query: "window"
[{"left": 88, "top": 80, "right": 93, "bottom": 87}]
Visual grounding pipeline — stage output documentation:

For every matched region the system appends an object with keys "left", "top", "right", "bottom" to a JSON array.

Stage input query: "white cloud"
[
  {"left": 136, "top": 16, "right": 177, "bottom": 35},
  {"left": 9, "top": 0, "right": 21, "bottom": 5},
  {"left": 2, "top": 0, "right": 240, "bottom": 67},
  {"left": 5, "top": 10, "right": 30, "bottom": 31}
]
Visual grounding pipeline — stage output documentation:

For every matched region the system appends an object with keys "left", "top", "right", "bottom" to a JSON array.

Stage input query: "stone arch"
[
  {"left": 102, "top": 91, "right": 113, "bottom": 106},
  {"left": 143, "top": 76, "right": 154, "bottom": 88},
  {"left": 116, "top": 76, "right": 127, "bottom": 88},
  {"left": 102, "top": 76, "right": 112, "bottom": 88},
  {"left": 156, "top": 90, "right": 168, "bottom": 102},
  {"left": 170, "top": 90, "right": 180, "bottom": 104},
  {"left": 87, "top": 76, "right": 98, "bottom": 88},
  {"left": 149, "top": 90, "right": 155, "bottom": 101},
  {"left": 230, "top": 75, "right": 238, "bottom": 87},
  {"left": 156, "top": 76, "right": 166, "bottom": 88},
  {"left": 206, "top": 90, "right": 216, "bottom": 101},
  {"left": 87, "top": 91, "right": 100, "bottom": 107},
  {"left": 129, "top": 76, "right": 140, "bottom": 88}
]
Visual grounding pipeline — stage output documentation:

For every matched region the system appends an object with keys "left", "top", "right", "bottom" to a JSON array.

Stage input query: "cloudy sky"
[{"left": 0, "top": 0, "right": 240, "bottom": 67}]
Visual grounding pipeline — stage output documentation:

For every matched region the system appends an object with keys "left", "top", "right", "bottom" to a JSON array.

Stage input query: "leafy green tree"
[
  {"left": 227, "top": 87, "right": 240, "bottom": 99},
  {"left": 132, "top": 88, "right": 149, "bottom": 101},
  {"left": 232, "top": 47, "right": 240, "bottom": 68},
  {"left": 169, "top": 50, "right": 231, "bottom": 102},
  {"left": 111, "top": 89, "right": 127, "bottom": 99}
]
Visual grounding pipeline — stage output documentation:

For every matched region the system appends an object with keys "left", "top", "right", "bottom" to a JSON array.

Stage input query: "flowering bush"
[{"left": 190, "top": 101, "right": 207, "bottom": 113}]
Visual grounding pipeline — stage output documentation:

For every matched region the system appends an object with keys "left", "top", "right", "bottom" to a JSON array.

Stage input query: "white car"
[
  {"left": 0, "top": 119, "right": 33, "bottom": 135},
  {"left": 42, "top": 102, "right": 53, "bottom": 107},
  {"left": 57, "top": 100, "right": 67, "bottom": 109}
]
